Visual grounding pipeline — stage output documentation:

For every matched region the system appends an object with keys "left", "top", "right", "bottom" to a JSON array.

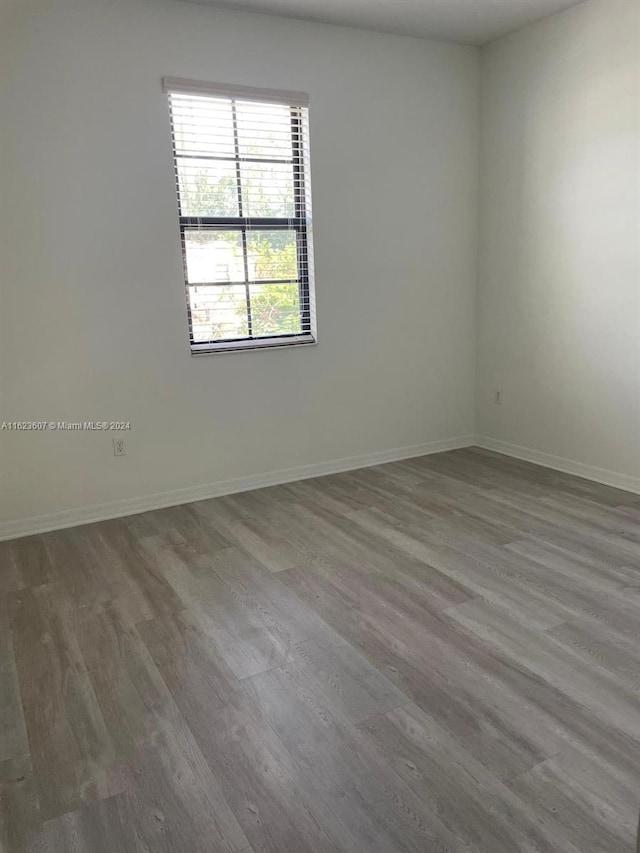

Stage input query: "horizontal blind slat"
[{"left": 164, "top": 77, "right": 310, "bottom": 106}]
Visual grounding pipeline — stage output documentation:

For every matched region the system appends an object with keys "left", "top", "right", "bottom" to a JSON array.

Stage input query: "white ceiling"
[{"left": 172, "top": 0, "right": 586, "bottom": 45}]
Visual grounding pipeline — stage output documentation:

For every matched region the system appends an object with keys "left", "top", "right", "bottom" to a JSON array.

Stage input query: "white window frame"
[{"left": 164, "top": 78, "right": 317, "bottom": 355}]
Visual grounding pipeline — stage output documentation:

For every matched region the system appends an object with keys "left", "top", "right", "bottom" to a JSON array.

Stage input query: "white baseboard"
[
  {"left": 475, "top": 436, "right": 640, "bottom": 496},
  {"left": 0, "top": 435, "right": 475, "bottom": 542}
]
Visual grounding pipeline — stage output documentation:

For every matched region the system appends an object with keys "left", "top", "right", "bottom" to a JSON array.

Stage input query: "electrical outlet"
[
  {"left": 494, "top": 389, "right": 504, "bottom": 405},
  {"left": 113, "top": 438, "right": 126, "bottom": 456}
]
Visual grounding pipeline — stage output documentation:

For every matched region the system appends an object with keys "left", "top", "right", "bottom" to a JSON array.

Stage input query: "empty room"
[{"left": 1, "top": 0, "right": 639, "bottom": 850}]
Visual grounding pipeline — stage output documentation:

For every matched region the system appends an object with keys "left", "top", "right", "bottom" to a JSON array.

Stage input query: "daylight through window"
[{"left": 165, "top": 79, "right": 317, "bottom": 354}]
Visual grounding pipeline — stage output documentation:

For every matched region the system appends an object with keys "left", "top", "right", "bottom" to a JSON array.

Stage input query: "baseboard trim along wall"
[
  {"left": 476, "top": 436, "right": 640, "bottom": 496},
  {"left": 0, "top": 435, "right": 476, "bottom": 542}
]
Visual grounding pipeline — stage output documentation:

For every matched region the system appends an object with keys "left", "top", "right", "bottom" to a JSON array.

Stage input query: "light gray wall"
[
  {"left": 477, "top": 0, "right": 640, "bottom": 483},
  {"left": 0, "top": 0, "right": 479, "bottom": 529},
  {"left": 5, "top": 0, "right": 636, "bottom": 533}
]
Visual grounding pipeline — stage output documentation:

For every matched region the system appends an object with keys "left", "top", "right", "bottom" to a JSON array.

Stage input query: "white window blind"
[{"left": 164, "top": 78, "right": 317, "bottom": 354}]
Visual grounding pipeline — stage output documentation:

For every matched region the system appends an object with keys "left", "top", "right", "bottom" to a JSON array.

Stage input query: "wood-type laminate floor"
[{"left": 2, "top": 448, "right": 640, "bottom": 852}]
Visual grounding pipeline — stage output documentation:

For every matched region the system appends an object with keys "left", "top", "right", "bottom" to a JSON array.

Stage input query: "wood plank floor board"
[
  {"left": 136, "top": 608, "right": 242, "bottom": 716},
  {"left": 356, "top": 702, "right": 581, "bottom": 853},
  {"left": 142, "top": 678, "right": 343, "bottom": 853},
  {"left": 546, "top": 620, "right": 640, "bottom": 690},
  {"left": 343, "top": 517, "right": 573, "bottom": 630},
  {"left": 536, "top": 740, "right": 640, "bottom": 831},
  {"left": 250, "top": 634, "right": 409, "bottom": 727},
  {"left": 41, "top": 527, "right": 125, "bottom": 610},
  {"left": 10, "top": 587, "right": 127, "bottom": 822},
  {"left": 0, "top": 755, "right": 38, "bottom": 853},
  {"left": 144, "top": 545, "right": 299, "bottom": 680},
  {"left": 278, "top": 563, "right": 553, "bottom": 783},
  {"left": 396, "top": 518, "right": 638, "bottom": 627},
  {"left": 27, "top": 603, "right": 249, "bottom": 853},
  {"left": 69, "top": 603, "right": 170, "bottom": 755},
  {"left": 443, "top": 490, "right": 640, "bottom": 570},
  {"left": 244, "top": 665, "right": 472, "bottom": 853},
  {"left": 506, "top": 536, "right": 640, "bottom": 592},
  {"left": 438, "top": 448, "right": 639, "bottom": 508},
  {"left": 0, "top": 540, "right": 50, "bottom": 595},
  {"left": 1, "top": 448, "right": 639, "bottom": 851},
  {"left": 29, "top": 727, "right": 249, "bottom": 853},
  {"left": 508, "top": 756, "right": 634, "bottom": 853},
  {"left": 0, "top": 604, "right": 29, "bottom": 766},
  {"left": 446, "top": 597, "right": 640, "bottom": 740},
  {"left": 94, "top": 520, "right": 186, "bottom": 623}
]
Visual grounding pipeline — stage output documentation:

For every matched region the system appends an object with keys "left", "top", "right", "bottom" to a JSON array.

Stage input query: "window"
[{"left": 164, "top": 78, "right": 317, "bottom": 354}]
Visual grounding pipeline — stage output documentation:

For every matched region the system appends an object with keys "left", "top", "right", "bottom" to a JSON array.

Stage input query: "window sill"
[{"left": 190, "top": 334, "right": 317, "bottom": 356}]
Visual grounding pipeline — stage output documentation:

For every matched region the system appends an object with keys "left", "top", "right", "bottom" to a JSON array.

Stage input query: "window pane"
[
  {"left": 246, "top": 230, "right": 298, "bottom": 281},
  {"left": 189, "top": 284, "right": 249, "bottom": 342},
  {"left": 249, "top": 282, "right": 302, "bottom": 337},
  {"left": 177, "top": 159, "right": 239, "bottom": 217},
  {"left": 168, "top": 89, "right": 315, "bottom": 351},
  {"left": 171, "top": 95, "right": 235, "bottom": 158},
  {"left": 184, "top": 230, "right": 245, "bottom": 284},
  {"left": 236, "top": 101, "right": 293, "bottom": 160},
  {"left": 240, "top": 162, "right": 294, "bottom": 218}
]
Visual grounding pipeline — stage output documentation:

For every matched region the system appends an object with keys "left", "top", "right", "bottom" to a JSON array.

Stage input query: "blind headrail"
[{"left": 163, "top": 77, "right": 310, "bottom": 107}]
